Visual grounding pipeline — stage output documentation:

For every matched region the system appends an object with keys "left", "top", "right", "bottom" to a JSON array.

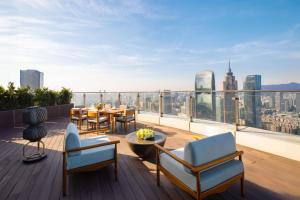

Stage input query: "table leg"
[{"left": 110, "top": 114, "right": 114, "bottom": 133}]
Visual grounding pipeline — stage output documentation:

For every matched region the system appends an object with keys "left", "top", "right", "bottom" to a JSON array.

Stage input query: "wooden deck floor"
[{"left": 0, "top": 118, "right": 300, "bottom": 200}]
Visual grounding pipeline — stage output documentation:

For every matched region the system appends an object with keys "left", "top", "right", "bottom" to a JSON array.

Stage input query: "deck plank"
[{"left": 0, "top": 118, "right": 299, "bottom": 200}]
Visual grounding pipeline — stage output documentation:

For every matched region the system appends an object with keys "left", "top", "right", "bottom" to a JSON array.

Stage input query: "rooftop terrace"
[{"left": 0, "top": 117, "right": 299, "bottom": 200}]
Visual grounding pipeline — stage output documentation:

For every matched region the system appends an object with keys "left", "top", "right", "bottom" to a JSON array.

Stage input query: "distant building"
[
  {"left": 216, "top": 96, "right": 224, "bottom": 122},
  {"left": 243, "top": 75, "right": 262, "bottom": 127},
  {"left": 194, "top": 70, "right": 216, "bottom": 120},
  {"left": 275, "top": 92, "right": 285, "bottom": 113},
  {"left": 222, "top": 61, "right": 238, "bottom": 124},
  {"left": 296, "top": 93, "right": 300, "bottom": 113},
  {"left": 20, "top": 69, "right": 44, "bottom": 89},
  {"left": 162, "top": 90, "right": 172, "bottom": 114}
]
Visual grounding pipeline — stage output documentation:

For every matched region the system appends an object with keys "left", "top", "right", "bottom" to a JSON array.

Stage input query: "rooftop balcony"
[
  {"left": 0, "top": 90, "right": 300, "bottom": 200},
  {"left": 0, "top": 118, "right": 300, "bottom": 200}
]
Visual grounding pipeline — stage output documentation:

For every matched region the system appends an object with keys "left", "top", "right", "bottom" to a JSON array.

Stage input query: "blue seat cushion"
[
  {"left": 184, "top": 132, "right": 236, "bottom": 173},
  {"left": 160, "top": 148, "right": 244, "bottom": 192},
  {"left": 65, "top": 123, "right": 81, "bottom": 156},
  {"left": 67, "top": 135, "right": 115, "bottom": 170}
]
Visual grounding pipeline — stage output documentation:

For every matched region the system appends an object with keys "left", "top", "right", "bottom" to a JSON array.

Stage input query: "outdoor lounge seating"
[
  {"left": 63, "top": 123, "right": 120, "bottom": 195},
  {"left": 155, "top": 132, "right": 244, "bottom": 200},
  {"left": 115, "top": 108, "right": 136, "bottom": 132}
]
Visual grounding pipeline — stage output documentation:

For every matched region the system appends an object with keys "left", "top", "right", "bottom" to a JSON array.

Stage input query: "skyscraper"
[
  {"left": 296, "top": 93, "right": 300, "bottom": 114},
  {"left": 243, "top": 75, "right": 262, "bottom": 127},
  {"left": 275, "top": 92, "right": 285, "bottom": 113},
  {"left": 194, "top": 70, "right": 216, "bottom": 120},
  {"left": 20, "top": 69, "right": 44, "bottom": 89},
  {"left": 222, "top": 61, "right": 238, "bottom": 124}
]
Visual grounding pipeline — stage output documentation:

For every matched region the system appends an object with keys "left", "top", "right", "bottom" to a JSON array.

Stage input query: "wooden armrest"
[
  {"left": 66, "top": 140, "right": 120, "bottom": 153},
  {"left": 78, "top": 129, "right": 106, "bottom": 135},
  {"left": 154, "top": 143, "right": 194, "bottom": 170},
  {"left": 191, "top": 151, "right": 244, "bottom": 173}
]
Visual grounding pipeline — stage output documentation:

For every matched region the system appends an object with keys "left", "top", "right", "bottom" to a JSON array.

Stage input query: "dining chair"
[
  {"left": 115, "top": 108, "right": 136, "bottom": 132},
  {"left": 70, "top": 108, "right": 88, "bottom": 129},
  {"left": 87, "top": 110, "right": 110, "bottom": 132}
]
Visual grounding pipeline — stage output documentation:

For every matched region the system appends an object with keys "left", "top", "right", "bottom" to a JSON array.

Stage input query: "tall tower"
[
  {"left": 243, "top": 75, "right": 262, "bottom": 127},
  {"left": 20, "top": 69, "right": 44, "bottom": 89},
  {"left": 194, "top": 70, "right": 216, "bottom": 120},
  {"left": 275, "top": 92, "right": 285, "bottom": 113},
  {"left": 223, "top": 61, "right": 238, "bottom": 124},
  {"left": 296, "top": 93, "right": 300, "bottom": 114}
]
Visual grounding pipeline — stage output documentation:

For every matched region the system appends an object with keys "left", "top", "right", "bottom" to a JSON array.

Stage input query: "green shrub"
[
  {"left": 34, "top": 88, "right": 58, "bottom": 106},
  {"left": 3, "top": 82, "right": 17, "bottom": 110},
  {"left": 15, "top": 87, "right": 34, "bottom": 109},
  {"left": 57, "top": 87, "right": 72, "bottom": 105},
  {"left": 0, "top": 86, "right": 5, "bottom": 110},
  {"left": 0, "top": 83, "right": 72, "bottom": 110}
]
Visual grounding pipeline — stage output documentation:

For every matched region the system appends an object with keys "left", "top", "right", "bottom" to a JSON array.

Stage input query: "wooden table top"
[{"left": 87, "top": 108, "right": 123, "bottom": 114}]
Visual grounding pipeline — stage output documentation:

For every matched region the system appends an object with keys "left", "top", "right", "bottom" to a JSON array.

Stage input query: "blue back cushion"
[
  {"left": 65, "top": 123, "right": 81, "bottom": 156},
  {"left": 184, "top": 132, "right": 236, "bottom": 172}
]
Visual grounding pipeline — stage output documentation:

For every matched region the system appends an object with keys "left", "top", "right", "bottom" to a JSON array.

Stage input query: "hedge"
[{"left": 0, "top": 82, "right": 72, "bottom": 111}]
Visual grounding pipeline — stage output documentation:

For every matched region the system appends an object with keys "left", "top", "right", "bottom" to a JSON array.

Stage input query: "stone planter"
[{"left": 0, "top": 103, "right": 74, "bottom": 129}]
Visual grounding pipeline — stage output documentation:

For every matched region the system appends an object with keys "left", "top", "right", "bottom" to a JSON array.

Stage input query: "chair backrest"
[
  {"left": 70, "top": 108, "right": 80, "bottom": 117},
  {"left": 87, "top": 110, "right": 98, "bottom": 118},
  {"left": 119, "top": 105, "right": 127, "bottom": 111},
  {"left": 124, "top": 108, "right": 135, "bottom": 117},
  {"left": 65, "top": 123, "right": 81, "bottom": 156},
  {"left": 184, "top": 132, "right": 236, "bottom": 171}
]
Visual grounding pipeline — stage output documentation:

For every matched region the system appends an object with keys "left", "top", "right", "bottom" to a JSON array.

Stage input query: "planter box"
[{"left": 0, "top": 104, "right": 74, "bottom": 129}]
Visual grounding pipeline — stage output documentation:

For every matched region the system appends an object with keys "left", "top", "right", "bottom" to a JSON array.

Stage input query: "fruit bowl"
[{"left": 136, "top": 128, "right": 155, "bottom": 140}]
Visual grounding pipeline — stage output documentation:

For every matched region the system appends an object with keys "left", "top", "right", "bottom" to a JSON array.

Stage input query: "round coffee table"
[{"left": 126, "top": 131, "right": 166, "bottom": 158}]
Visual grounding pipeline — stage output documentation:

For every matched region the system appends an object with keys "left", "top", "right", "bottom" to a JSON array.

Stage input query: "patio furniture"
[
  {"left": 63, "top": 123, "right": 120, "bottom": 195},
  {"left": 155, "top": 132, "right": 244, "bottom": 200},
  {"left": 87, "top": 109, "right": 110, "bottom": 133},
  {"left": 115, "top": 108, "right": 136, "bottom": 132},
  {"left": 22, "top": 106, "right": 48, "bottom": 163},
  {"left": 70, "top": 108, "right": 88, "bottom": 129},
  {"left": 126, "top": 131, "right": 166, "bottom": 158}
]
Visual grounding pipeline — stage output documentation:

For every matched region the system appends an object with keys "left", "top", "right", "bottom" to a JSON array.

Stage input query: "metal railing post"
[
  {"left": 189, "top": 95, "right": 193, "bottom": 122},
  {"left": 159, "top": 92, "right": 163, "bottom": 117},
  {"left": 118, "top": 93, "right": 121, "bottom": 106},
  {"left": 83, "top": 93, "right": 86, "bottom": 107},
  {"left": 233, "top": 96, "right": 240, "bottom": 132},
  {"left": 137, "top": 92, "right": 140, "bottom": 114}
]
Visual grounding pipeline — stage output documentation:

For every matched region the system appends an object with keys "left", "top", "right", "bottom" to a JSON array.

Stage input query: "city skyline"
[{"left": 0, "top": 0, "right": 300, "bottom": 91}]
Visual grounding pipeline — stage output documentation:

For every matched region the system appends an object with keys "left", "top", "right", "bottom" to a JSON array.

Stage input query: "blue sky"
[{"left": 0, "top": 0, "right": 300, "bottom": 91}]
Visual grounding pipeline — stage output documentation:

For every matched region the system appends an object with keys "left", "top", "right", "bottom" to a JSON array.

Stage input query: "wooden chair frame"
[
  {"left": 62, "top": 135, "right": 120, "bottom": 195},
  {"left": 154, "top": 144, "right": 244, "bottom": 200},
  {"left": 70, "top": 109, "right": 88, "bottom": 130},
  {"left": 115, "top": 109, "right": 136, "bottom": 132},
  {"left": 87, "top": 110, "right": 110, "bottom": 133}
]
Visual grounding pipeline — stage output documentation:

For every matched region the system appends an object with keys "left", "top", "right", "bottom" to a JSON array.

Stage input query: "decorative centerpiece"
[
  {"left": 96, "top": 103, "right": 105, "bottom": 110},
  {"left": 136, "top": 128, "right": 155, "bottom": 140}
]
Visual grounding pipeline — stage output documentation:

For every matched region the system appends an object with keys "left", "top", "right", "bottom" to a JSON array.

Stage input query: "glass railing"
[
  {"left": 72, "top": 90, "right": 300, "bottom": 136},
  {"left": 139, "top": 92, "right": 160, "bottom": 114}
]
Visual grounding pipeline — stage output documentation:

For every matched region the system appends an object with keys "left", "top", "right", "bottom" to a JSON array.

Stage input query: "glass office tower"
[
  {"left": 194, "top": 70, "right": 216, "bottom": 120},
  {"left": 243, "top": 75, "right": 262, "bottom": 127}
]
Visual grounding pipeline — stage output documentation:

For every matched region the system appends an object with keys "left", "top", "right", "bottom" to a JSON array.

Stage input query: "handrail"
[{"left": 72, "top": 90, "right": 300, "bottom": 93}]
